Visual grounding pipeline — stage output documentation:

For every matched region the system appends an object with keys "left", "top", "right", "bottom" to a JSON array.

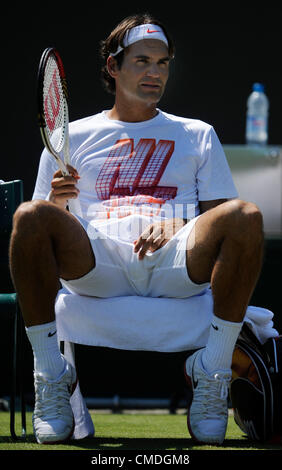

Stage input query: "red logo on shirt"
[{"left": 96, "top": 138, "right": 177, "bottom": 201}]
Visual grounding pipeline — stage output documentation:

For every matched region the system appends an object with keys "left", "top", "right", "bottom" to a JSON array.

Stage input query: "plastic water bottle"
[{"left": 246, "top": 83, "right": 269, "bottom": 145}]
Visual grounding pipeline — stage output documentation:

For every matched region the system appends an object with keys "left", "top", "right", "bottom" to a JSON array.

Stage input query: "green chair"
[{"left": 0, "top": 180, "right": 26, "bottom": 439}]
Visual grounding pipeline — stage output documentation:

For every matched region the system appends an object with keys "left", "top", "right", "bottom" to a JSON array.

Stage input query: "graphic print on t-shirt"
[{"left": 96, "top": 138, "right": 177, "bottom": 218}]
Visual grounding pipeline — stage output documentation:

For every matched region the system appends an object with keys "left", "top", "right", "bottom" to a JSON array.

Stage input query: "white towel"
[{"left": 55, "top": 287, "right": 278, "bottom": 439}]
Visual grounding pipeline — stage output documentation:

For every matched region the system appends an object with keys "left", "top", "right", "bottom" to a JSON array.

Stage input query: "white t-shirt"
[{"left": 33, "top": 109, "right": 238, "bottom": 228}]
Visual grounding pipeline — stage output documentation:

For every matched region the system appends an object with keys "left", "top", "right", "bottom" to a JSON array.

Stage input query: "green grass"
[{"left": 1, "top": 410, "right": 282, "bottom": 451}]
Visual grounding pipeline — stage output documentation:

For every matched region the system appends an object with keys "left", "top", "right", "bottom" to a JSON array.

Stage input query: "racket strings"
[{"left": 43, "top": 55, "right": 67, "bottom": 153}]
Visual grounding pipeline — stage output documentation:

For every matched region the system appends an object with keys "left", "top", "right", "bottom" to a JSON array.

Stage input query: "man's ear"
[{"left": 107, "top": 56, "right": 118, "bottom": 78}]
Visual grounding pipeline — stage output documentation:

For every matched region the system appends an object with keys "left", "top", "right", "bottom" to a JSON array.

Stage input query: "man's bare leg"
[
  {"left": 187, "top": 198, "right": 264, "bottom": 323},
  {"left": 185, "top": 198, "right": 264, "bottom": 374},
  {"left": 9, "top": 198, "right": 95, "bottom": 376},
  {"left": 9, "top": 199, "right": 95, "bottom": 327},
  {"left": 186, "top": 198, "right": 264, "bottom": 371},
  {"left": 184, "top": 199, "right": 264, "bottom": 444}
]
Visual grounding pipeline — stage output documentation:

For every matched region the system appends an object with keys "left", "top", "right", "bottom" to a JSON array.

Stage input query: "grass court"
[{"left": 1, "top": 409, "right": 282, "bottom": 451}]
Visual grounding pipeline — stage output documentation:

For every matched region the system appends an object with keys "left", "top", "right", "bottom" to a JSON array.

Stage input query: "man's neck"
[{"left": 107, "top": 101, "right": 158, "bottom": 123}]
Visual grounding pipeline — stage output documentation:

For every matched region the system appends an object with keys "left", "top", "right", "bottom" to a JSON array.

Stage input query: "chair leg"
[
  {"left": 10, "top": 306, "right": 18, "bottom": 440},
  {"left": 10, "top": 304, "right": 26, "bottom": 440},
  {"left": 18, "top": 311, "right": 26, "bottom": 438}
]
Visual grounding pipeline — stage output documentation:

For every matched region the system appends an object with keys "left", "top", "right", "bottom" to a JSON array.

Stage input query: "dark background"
[
  {"left": 1, "top": 5, "right": 282, "bottom": 403},
  {"left": 1, "top": 5, "right": 282, "bottom": 201}
]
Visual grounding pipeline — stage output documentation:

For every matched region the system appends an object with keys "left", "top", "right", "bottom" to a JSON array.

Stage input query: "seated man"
[{"left": 9, "top": 13, "right": 264, "bottom": 445}]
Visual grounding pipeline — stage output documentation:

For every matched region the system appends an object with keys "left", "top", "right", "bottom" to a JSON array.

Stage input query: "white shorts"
[{"left": 60, "top": 214, "right": 210, "bottom": 298}]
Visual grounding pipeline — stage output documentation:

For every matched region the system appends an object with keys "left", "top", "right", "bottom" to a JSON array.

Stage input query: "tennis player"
[{"left": 9, "top": 13, "right": 264, "bottom": 445}]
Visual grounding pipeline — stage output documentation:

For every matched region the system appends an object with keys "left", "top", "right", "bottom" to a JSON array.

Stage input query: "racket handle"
[
  {"left": 59, "top": 164, "right": 83, "bottom": 216},
  {"left": 57, "top": 158, "right": 69, "bottom": 176},
  {"left": 62, "top": 148, "right": 83, "bottom": 216},
  {"left": 67, "top": 198, "right": 83, "bottom": 217}
]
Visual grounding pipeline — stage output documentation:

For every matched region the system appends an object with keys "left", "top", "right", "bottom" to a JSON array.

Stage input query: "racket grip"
[
  {"left": 68, "top": 197, "right": 83, "bottom": 217},
  {"left": 57, "top": 158, "right": 69, "bottom": 176}
]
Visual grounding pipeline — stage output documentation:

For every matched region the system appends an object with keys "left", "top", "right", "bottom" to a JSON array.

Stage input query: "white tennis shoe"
[
  {"left": 32, "top": 360, "right": 77, "bottom": 444},
  {"left": 184, "top": 349, "right": 231, "bottom": 444}
]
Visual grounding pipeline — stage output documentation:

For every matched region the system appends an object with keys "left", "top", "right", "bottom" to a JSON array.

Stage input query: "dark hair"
[{"left": 99, "top": 13, "right": 175, "bottom": 95}]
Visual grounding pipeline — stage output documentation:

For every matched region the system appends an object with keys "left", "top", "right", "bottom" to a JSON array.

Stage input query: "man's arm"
[
  {"left": 133, "top": 199, "right": 230, "bottom": 260},
  {"left": 133, "top": 217, "right": 185, "bottom": 260}
]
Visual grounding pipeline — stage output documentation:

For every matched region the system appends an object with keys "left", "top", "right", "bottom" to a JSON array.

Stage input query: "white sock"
[
  {"left": 201, "top": 315, "right": 243, "bottom": 374},
  {"left": 26, "top": 320, "right": 66, "bottom": 380}
]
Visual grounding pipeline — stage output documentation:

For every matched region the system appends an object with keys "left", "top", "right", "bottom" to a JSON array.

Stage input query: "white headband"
[{"left": 110, "top": 24, "right": 168, "bottom": 57}]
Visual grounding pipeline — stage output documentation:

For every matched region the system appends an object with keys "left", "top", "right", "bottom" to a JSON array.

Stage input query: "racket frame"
[{"left": 37, "top": 47, "right": 70, "bottom": 175}]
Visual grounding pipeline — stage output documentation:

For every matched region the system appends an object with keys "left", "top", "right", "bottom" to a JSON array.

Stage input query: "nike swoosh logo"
[
  {"left": 211, "top": 324, "right": 219, "bottom": 331},
  {"left": 147, "top": 28, "right": 160, "bottom": 34},
  {"left": 48, "top": 330, "right": 57, "bottom": 337}
]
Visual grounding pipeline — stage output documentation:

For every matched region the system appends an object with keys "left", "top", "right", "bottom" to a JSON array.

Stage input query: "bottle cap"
[{"left": 253, "top": 83, "right": 265, "bottom": 92}]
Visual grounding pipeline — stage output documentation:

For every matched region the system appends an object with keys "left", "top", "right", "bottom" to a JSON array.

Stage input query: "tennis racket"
[{"left": 37, "top": 47, "right": 82, "bottom": 215}]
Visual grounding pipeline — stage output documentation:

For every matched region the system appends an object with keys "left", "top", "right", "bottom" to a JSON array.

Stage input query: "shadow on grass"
[
  {"left": 1, "top": 433, "right": 282, "bottom": 451},
  {"left": 72, "top": 436, "right": 282, "bottom": 451}
]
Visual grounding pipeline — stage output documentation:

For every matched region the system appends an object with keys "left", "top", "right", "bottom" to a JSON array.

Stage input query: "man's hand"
[
  {"left": 133, "top": 218, "right": 187, "bottom": 260},
  {"left": 49, "top": 165, "right": 80, "bottom": 209}
]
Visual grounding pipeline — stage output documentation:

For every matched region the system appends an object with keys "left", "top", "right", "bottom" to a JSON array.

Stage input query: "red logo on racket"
[{"left": 44, "top": 70, "right": 60, "bottom": 131}]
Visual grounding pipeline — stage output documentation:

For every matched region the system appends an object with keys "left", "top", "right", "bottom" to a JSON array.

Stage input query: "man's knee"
[
  {"left": 12, "top": 200, "right": 63, "bottom": 241},
  {"left": 13, "top": 200, "right": 62, "bottom": 232},
  {"left": 13, "top": 200, "right": 40, "bottom": 231},
  {"left": 224, "top": 199, "right": 264, "bottom": 246}
]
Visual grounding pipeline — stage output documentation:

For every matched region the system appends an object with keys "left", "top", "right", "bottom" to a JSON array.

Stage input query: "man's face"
[{"left": 114, "top": 39, "right": 170, "bottom": 107}]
